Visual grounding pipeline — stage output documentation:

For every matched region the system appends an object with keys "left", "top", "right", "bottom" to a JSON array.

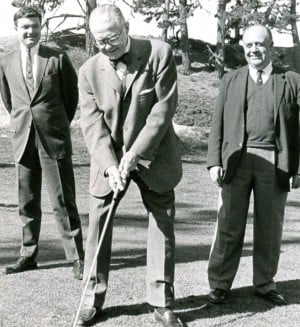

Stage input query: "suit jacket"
[
  {"left": 0, "top": 45, "right": 78, "bottom": 162},
  {"left": 79, "top": 37, "right": 182, "bottom": 197},
  {"left": 207, "top": 65, "right": 300, "bottom": 191}
]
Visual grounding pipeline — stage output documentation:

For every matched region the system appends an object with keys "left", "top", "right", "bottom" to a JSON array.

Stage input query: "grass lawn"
[
  {"left": 0, "top": 33, "right": 300, "bottom": 327},
  {"left": 0, "top": 125, "right": 300, "bottom": 327}
]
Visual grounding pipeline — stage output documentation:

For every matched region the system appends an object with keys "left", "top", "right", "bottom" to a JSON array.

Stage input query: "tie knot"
[{"left": 109, "top": 52, "right": 130, "bottom": 69}]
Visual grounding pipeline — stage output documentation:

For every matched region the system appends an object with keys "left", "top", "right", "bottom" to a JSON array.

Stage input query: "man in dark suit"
[
  {"left": 207, "top": 24, "right": 300, "bottom": 306},
  {"left": 76, "top": 4, "right": 183, "bottom": 326},
  {"left": 0, "top": 7, "right": 84, "bottom": 279}
]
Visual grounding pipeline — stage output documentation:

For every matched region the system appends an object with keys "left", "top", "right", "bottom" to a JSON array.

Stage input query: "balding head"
[
  {"left": 242, "top": 24, "right": 273, "bottom": 70},
  {"left": 89, "top": 4, "right": 126, "bottom": 35},
  {"left": 89, "top": 5, "right": 129, "bottom": 60}
]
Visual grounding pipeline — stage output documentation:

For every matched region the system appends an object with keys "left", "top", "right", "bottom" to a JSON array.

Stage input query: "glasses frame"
[{"left": 95, "top": 28, "right": 124, "bottom": 48}]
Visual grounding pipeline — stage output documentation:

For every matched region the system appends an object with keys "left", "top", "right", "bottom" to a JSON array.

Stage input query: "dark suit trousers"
[
  {"left": 83, "top": 172, "right": 175, "bottom": 308},
  {"left": 17, "top": 127, "right": 84, "bottom": 261},
  {"left": 208, "top": 147, "right": 287, "bottom": 294}
]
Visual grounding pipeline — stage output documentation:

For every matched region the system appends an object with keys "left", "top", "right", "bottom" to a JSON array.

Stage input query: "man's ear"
[{"left": 124, "top": 21, "right": 129, "bottom": 34}]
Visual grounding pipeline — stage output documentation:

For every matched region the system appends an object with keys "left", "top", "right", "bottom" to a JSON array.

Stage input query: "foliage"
[
  {"left": 131, "top": 0, "right": 200, "bottom": 36},
  {"left": 11, "top": 0, "right": 65, "bottom": 13},
  {"left": 226, "top": 0, "right": 300, "bottom": 40}
]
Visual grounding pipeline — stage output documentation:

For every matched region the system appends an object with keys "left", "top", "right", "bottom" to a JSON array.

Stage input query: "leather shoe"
[
  {"left": 76, "top": 306, "right": 101, "bottom": 326},
  {"left": 254, "top": 290, "right": 287, "bottom": 306},
  {"left": 208, "top": 288, "right": 228, "bottom": 304},
  {"left": 4, "top": 257, "right": 37, "bottom": 274},
  {"left": 154, "top": 307, "right": 184, "bottom": 327},
  {"left": 73, "top": 259, "right": 84, "bottom": 280}
]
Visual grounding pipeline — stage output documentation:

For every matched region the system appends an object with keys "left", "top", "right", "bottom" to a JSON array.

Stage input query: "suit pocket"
[{"left": 138, "top": 88, "right": 155, "bottom": 104}]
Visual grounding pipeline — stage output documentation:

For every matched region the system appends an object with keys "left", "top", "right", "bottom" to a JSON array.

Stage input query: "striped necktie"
[{"left": 25, "top": 48, "right": 34, "bottom": 97}]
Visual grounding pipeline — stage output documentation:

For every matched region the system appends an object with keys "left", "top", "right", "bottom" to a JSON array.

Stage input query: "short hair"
[
  {"left": 89, "top": 4, "right": 126, "bottom": 32},
  {"left": 14, "top": 7, "right": 42, "bottom": 26},
  {"left": 243, "top": 24, "right": 273, "bottom": 45}
]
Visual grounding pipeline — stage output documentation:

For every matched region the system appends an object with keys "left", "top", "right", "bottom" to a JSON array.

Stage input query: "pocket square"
[{"left": 139, "top": 88, "right": 154, "bottom": 96}]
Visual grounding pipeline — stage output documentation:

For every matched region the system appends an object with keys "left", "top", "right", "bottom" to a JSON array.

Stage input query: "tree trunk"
[
  {"left": 290, "top": 0, "right": 300, "bottom": 46},
  {"left": 161, "top": 0, "right": 170, "bottom": 42},
  {"left": 216, "top": 0, "right": 228, "bottom": 79},
  {"left": 86, "top": 0, "right": 97, "bottom": 57},
  {"left": 179, "top": 0, "right": 190, "bottom": 75}
]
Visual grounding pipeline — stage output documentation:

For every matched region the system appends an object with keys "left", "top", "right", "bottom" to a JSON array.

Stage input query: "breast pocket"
[{"left": 137, "top": 88, "right": 155, "bottom": 105}]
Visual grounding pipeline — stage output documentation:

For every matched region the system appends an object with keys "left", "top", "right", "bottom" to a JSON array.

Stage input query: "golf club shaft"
[{"left": 72, "top": 188, "right": 119, "bottom": 327}]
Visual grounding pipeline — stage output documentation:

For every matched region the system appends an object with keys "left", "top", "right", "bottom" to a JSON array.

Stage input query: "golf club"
[{"left": 72, "top": 188, "right": 120, "bottom": 327}]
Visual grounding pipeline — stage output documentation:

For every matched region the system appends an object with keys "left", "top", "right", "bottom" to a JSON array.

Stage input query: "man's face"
[
  {"left": 15, "top": 16, "right": 41, "bottom": 48},
  {"left": 92, "top": 20, "right": 129, "bottom": 60},
  {"left": 243, "top": 26, "right": 273, "bottom": 70}
]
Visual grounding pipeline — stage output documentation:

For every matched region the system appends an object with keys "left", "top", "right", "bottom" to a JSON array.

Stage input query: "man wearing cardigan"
[{"left": 207, "top": 24, "right": 300, "bottom": 305}]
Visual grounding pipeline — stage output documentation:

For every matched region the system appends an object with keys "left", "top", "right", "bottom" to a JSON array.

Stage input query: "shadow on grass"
[
  {"left": 176, "top": 279, "right": 300, "bottom": 323},
  {"left": 84, "top": 279, "right": 300, "bottom": 326}
]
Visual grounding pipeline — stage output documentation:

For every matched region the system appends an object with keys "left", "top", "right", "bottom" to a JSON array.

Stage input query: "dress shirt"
[
  {"left": 115, "top": 37, "right": 130, "bottom": 82},
  {"left": 20, "top": 43, "right": 39, "bottom": 89},
  {"left": 249, "top": 62, "right": 273, "bottom": 85}
]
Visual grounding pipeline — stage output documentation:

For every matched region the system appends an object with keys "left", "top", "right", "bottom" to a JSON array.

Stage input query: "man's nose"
[{"left": 251, "top": 44, "right": 258, "bottom": 51}]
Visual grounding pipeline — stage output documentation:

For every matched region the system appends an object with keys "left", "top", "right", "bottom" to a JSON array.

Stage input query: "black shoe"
[
  {"left": 254, "top": 290, "right": 287, "bottom": 306},
  {"left": 73, "top": 259, "right": 84, "bottom": 280},
  {"left": 4, "top": 257, "right": 37, "bottom": 274},
  {"left": 208, "top": 288, "right": 228, "bottom": 304},
  {"left": 76, "top": 306, "right": 101, "bottom": 326},
  {"left": 154, "top": 307, "right": 184, "bottom": 327}
]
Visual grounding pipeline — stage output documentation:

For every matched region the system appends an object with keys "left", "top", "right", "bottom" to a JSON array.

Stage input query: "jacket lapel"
[
  {"left": 236, "top": 66, "right": 249, "bottom": 116},
  {"left": 273, "top": 67, "right": 286, "bottom": 122},
  {"left": 98, "top": 55, "right": 123, "bottom": 94},
  {"left": 9, "top": 50, "right": 29, "bottom": 97},
  {"left": 34, "top": 45, "right": 49, "bottom": 99},
  {"left": 124, "top": 38, "right": 147, "bottom": 98}
]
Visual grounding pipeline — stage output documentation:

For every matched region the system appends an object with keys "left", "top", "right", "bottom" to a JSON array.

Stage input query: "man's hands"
[
  {"left": 209, "top": 166, "right": 224, "bottom": 187},
  {"left": 290, "top": 175, "right": 300, "bottom": 189},
  {"left": 106, "top": 165, "right": 126, "bottom": 192},
  {"left": 119, "top": 150, "right": 140, "bottom": 180},
  {"left": 106, "top": 151, "right": 140, "bottom": 192}
]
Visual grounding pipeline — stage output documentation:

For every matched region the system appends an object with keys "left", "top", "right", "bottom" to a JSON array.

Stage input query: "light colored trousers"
[
  {"left": 208, "top": 147, "right": 287, "bottom": 294},
  {"left": 82, "top": 172, "right": 176, "bottom": 308}
]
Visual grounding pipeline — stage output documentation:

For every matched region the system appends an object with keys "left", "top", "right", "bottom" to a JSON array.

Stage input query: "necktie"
[
  {"left": 109, "top": 53, "right": 130, "bottom": 94},
  {"left": 26, "top": 48, "right": 34, "bottom": 97},
  {"left": 256, "top": 70, "right": 263, "bottom": 86},
  {"left": 109, "top": 53, "right": 130, "bottom": 69}
]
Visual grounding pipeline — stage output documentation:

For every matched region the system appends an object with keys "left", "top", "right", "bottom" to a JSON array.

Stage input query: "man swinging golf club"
[{"left": 75, "top": 4, "right": 183, "bottom": 326}]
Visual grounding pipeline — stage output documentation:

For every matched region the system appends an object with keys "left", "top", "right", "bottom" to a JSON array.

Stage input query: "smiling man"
[
  {"left": 76, "top": 4, "right": 182, "bottom": 327},
  {"left": 0, "top": 7, "right": 84, "bottom": 279},
  {"left": 206, "top": 24, "right": 300, "bottom": 306}
]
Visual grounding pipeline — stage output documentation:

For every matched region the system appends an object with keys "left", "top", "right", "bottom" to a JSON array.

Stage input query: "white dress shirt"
[
  {"left": 20, "top": 43, "right": 39, "bottom": 88},
  {"left": 248, "top": 62, "right": 273, "bottom": 85}
]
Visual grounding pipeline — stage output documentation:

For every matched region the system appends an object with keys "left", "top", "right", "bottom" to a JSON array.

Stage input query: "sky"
[{"left": 0, "top": 0, "right": 295, "bottom": 46}]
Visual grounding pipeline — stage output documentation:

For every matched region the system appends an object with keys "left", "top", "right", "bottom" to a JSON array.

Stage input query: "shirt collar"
[
  {"left": 20, "top": 43, "right": 39, "bottom": 56},
  {"left": 248, "top": 62, "right": 273, "bottom": 80}
]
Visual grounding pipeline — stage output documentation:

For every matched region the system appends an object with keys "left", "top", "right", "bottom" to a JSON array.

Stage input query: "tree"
[
  {"left": 161, "top": 0, "right": 170, "bottom": 42},
  {"left": 11, "top": 0, "right": 98, "bottom": 56},
  {"left": 215, "top": 0, "right": 230, "bottom": 78},
  {"left": 178, "top": 0, "right": 190, "bottom": 74},
  {"left": 289, "top": 0, "right": 299, "bottom": 46},
  {"left": 131, "top": 0, "right": 201, "bottom": 75},
  {"left": 85, "top": 0, "right": 98, "bottom": 56}
]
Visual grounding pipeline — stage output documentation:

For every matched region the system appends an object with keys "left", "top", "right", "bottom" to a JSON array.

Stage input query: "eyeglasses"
[{"left": 95, "top": 28, "right": 124, "bottom": 48}]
